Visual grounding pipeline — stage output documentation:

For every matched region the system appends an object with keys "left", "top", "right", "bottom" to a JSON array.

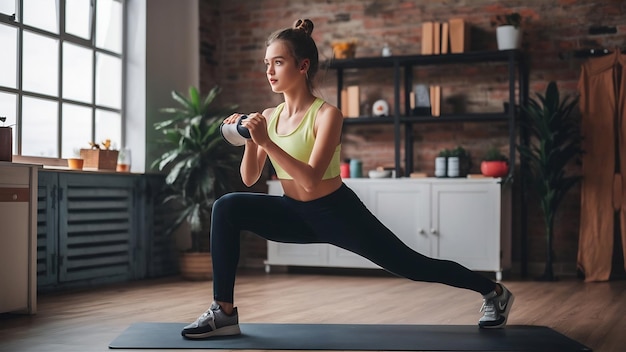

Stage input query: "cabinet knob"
[
  {"left": 418, "top": 228, "right": 426, "bottom": 235},
  {"left": 430, "top": 228, "right": 438, "bottom": 235},
  {"left": 12, "top": 194, "right": 18, "bottom": 200}
]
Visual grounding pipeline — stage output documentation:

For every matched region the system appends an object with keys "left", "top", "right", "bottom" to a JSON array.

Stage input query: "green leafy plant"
[
  {"left": 438, "top": 149, "right": 451, "bottom": 158},
  {"left": 483, "top": 146, "right": 508, "bottom": 162},
  {"left": 151, "top": 86, "right": 240, "bottom": 252},
  {"left": 517, "top": 81, "right": 582, "bottom": 281},
  {"left": 491, "top": 13, "right": 522, "bottom": 28},
  {"left": 445, "top": 146, "right": 471, "bottom": 177},
  {"left": 449, "top": 146, "right": 468, "bottom": 158}
]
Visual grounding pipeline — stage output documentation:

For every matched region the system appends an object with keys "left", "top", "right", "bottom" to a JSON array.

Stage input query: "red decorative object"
[{"left": 480, "top": 161, "right": 508, "bottom": 177}]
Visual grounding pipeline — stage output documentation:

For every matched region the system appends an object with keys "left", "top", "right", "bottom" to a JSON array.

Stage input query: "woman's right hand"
[{"left": 241, "top": 112, "right": 270, "bottom": 147}]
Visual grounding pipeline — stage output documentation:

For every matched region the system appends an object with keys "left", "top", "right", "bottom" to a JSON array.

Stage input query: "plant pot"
[
  {"left": 496, "top": 25, "right": 521, "bottom": 50},
  {"left": 178, "top": 252, "right": 213, "bottom": 281},
  {"left": 435, "top": 157, "right": 447, "bottom": 177},
  {"left": 0, "top": 127, "right": 12, "bottom": 162},
  {"left": 481, "top": 161, "right": 509, "bottom": 177},
  {"left": 67, "top": 158, "right": 84, "bottom": 170},
  {"left": 447, "top": 157, "right": 460, "bottom": 177},
  {"left": 116, "top": 147, "right": 131, "bottom": 172},
  {"left": 80, "top": 148, "right": 119, "bottom": 170}
]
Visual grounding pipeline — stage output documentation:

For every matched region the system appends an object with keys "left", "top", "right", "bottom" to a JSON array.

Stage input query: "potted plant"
[
  {"left": 435, "top": 149, "right": 450, "bottom": 177},
  {"left": 447, "top": 146, "right": 470, "bottom": 177},
  {"left": 480, "top": 146, "right": 509, "bottom": 177},
  {"left": 491, "top": 12, "right": 522, "bottom": 50},
  {"left": 151, "top": 85, "right": 240, "bottom": 280},
  {"left": 80, "top": 139, "right": 119, "bottom": 170},
  {"left": 67, "top": 148, "right": 84, "bottom": 170},
  {"left": 517, "top": 81, "right": 582, "bottom": 281}
]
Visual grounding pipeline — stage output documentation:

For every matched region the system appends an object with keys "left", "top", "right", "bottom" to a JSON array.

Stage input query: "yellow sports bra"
[{"left": 267, "top": 98, "right": 341, "bottom": 180}]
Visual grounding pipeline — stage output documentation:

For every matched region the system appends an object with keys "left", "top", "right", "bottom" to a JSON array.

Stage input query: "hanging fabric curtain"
[{"left": 577, "top": 50, "right": 626, "bottom": 282}]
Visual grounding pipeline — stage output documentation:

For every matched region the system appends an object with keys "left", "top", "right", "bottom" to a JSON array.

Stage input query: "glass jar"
[{"left": 116, "top": 147, "right": 131, "bottom": 172}]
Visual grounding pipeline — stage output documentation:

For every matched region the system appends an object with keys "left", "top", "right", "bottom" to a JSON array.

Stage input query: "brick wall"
[{"left": 199, "top": 0, "right": 626, "bottom": 277}]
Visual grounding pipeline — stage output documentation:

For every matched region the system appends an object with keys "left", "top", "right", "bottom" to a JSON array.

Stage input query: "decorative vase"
[
  {"left": 480, "top": 161, "right": 509, "bottom": 177},
  {"left": 496, "top": 25, "right": 521, "bottom": 50},
  {"left": 447, "top": 157, "right": 460, "bottom": 177},
  {"left": 67, "top": 158, "right": 84, "bottom": 170},
  {"left": 116, "top": 147, "right": 131, "bottom": 172},
  {"left": 434, "top": 157, "right": 447, "bottom": 177},
  {"left": 350, "top": 158, "right": 362, "bottom": 178},
  {"left": 178, "top": 252, "right": 213, "bottom": 281}
]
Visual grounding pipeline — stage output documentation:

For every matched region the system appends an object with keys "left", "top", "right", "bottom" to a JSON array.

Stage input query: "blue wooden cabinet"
[{"left": 37, "top": 171, "right": 177, "bottom": 291}]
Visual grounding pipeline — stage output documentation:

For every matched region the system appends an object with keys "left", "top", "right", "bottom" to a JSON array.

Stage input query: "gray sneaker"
[
  {"left": 478, "top": 284, "right": 514, "bottom": 329},
  {"left": 181, "top": 301, "right": 241, "bottom": 339}
]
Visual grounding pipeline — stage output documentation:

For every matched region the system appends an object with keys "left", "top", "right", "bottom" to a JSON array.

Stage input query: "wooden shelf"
[
  {"left": 343, "top": 112, "right": 511, "bottom": 125},
  {"left": 326, "top": 50, "right": 523, "bottom": 70}
]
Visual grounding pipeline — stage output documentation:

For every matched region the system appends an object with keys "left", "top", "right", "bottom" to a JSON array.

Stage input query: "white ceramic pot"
[
  {"left": 496, "top": 25, "right": 521, "bottom": 50},
  {"left": 447, "top": 157, "right": 460, "bottom": 177},
  {"left": 435, "top": 157, "right": 447, "bottom": 178}
]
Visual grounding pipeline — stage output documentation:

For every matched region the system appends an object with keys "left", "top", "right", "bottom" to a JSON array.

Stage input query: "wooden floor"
[{"left": 0, "top": 269, "right": 624, "bottom": 352}]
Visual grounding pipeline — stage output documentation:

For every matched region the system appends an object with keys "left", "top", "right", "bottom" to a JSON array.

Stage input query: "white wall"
[{"left": 126, "top": 0, "right": 199, "bottom": 173}]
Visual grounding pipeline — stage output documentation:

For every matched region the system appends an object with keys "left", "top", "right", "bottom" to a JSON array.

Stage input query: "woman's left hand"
[{"left": 241, "top": 112, "right": 270, "bottom": 146}]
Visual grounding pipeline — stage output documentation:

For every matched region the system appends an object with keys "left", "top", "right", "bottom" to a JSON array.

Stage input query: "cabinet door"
[
  {"left": 367, "top": 183, "right": 431, "bottom": 255},
  {"left": 57, "top": 173, "right": 139, "bottom": 283},
  {"left": 37, "top": 171, "right": 58, "bottom": 287},
  {"left": 0, "top": 165, "right": 35, "bottom": 313},
  {"left": 431, "top": 181, "right": 500, "bottom": 271},
  {"left": 0, "top": 193, "right": 29, "bottom": 312}
]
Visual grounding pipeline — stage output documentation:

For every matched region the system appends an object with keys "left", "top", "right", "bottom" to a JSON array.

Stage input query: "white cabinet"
[
  {"left": 431, "top": 182, "right": 508, "bottom": 275},
  {"left": 265, "top": 178, "right": 511, "bottom": 280},
  {"left": 0, "top": 162, "right": 39, "bottom": 314}
]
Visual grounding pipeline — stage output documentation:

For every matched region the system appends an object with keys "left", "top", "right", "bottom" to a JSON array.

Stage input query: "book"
[
  {"left": 441, "top": 22, "right": 449, "bottom": 54},
  {"left": 449, "top": 18, "right": 470, "bottom": 53},
  {"left": 340, "top": 89, "right": 349, "bottom": 117},
  {"left": 433, "top": 21, "right": 441, "bottom": 55},
  {"left": 347, "top": 85, "right": 360, "bottom": 117},
  {"left": 421, "top": 21, "right": 434, "bottom": 55},
  {"left": 429, "top": 85, "right": 441, "bottom": 117}
]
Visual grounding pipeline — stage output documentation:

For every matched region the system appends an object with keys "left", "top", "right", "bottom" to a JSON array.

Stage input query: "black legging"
[{"left": 211, "top": 183, "right": 495, "bottom": 303}]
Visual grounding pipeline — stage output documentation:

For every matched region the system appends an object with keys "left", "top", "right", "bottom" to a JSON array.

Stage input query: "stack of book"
[{"left": 421, "top": 18, "right": 470, "bottom": 55}]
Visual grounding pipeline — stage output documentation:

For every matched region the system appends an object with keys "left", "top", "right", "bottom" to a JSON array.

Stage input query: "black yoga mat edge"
[{"left": 109, "top": 322, "right": 592, "bottom": 351}]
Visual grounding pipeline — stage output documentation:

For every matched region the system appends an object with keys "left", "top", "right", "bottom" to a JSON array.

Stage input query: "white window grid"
[{"left": 0, "top": 0, "right": 126, "bottom": 159}]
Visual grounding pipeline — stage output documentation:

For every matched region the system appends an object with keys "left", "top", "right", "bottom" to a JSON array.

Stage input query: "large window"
[{"left": 0, "top": 0, "right": 124, "bottom": 159}]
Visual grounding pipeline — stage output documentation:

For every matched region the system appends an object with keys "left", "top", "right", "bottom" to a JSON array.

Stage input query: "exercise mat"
[{"left": 109, "top": 322, "right": 591, "bottom": 351}]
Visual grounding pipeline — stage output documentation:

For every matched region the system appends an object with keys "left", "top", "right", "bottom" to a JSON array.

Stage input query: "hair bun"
[{"left": 293, "top": 19, "right": 314, "bottom": 36}]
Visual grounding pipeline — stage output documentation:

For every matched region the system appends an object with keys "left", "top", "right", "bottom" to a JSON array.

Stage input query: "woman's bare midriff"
[{"left": 278, "top": 176, "right": 343, "bottom": 201}]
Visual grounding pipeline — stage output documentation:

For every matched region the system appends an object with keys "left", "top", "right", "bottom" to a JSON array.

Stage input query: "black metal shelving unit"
[
  {"left": 329, "top": 49, "right": 528, "bottom": 180},
  {"left": 328, "top": 49, "right": 531, "bottom": 277}
]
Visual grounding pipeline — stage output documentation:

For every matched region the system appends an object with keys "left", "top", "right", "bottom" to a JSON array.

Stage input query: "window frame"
[{"left": 0, "top": 0, "right": 126, "bottom": 163}]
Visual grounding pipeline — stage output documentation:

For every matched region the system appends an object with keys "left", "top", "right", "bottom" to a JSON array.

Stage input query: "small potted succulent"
[
  {"left": 435, "top": 149, "right": 450, "bottom": 178},
  {"left": 447, "top": 146, "right": 470, "bottom": 177},
  {"left": 67, "top": 148, "right": 84, "bottom": 170},
  {"left": 480, "top": 146, "right": 509, "bottom": 177},
  {"left": 491, "top": 12, "right": 522, "bottom": 50}
]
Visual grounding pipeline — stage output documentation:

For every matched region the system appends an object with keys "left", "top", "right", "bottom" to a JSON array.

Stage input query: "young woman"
[{"left": 181, "top": 19, "right": 514, "bottom": 339}]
